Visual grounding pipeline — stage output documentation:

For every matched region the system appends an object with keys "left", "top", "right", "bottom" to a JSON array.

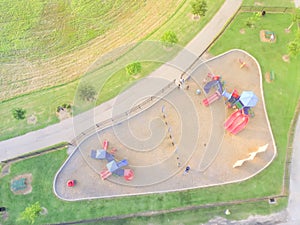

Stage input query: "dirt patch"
[
  {"left": 260, "top": 30, "right": 276, "bottom": 43},
  {"left": 285, "top": 28, "right": 291, "bottom": 33},
  {"left": 40, "top": 207, "right": 48, "bottom": 215},
  {"left": 254, "top": 2, "right": 264, "bottom": 6},
  {"left": 265, "top": 72, "right": 272, "bottom": 83},
  {"left": 1, "top": 211, "right": 9, "bottom": 222},
  {"left": 56, "top": 108, "right": 71, "bottom": 121},
  {"left": 27, "top": 114, "right": 37, "bottom": 125},
  {"left": 1, "top": 163, "right": 10, "bottom": 177},
  {"left": 282, "top": 54, "right": 290, "bottom": 62},
  {"left": 188, "top": 13, "right": 200, "bottom": 21},
  {"left": 239, "top": 28, "right": 245, "bottom": 34},
  {"left": 10, "top": 173, "right": 33, "bottom": 195}
]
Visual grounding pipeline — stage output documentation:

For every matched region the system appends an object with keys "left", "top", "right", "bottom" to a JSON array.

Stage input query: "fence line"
[
  {"left": 282, "top": 99, "right": 300, "bottom": 195},
  {"left": 240, "top": 6, "right": 294, "bottom": 13},
  {"left": 1, "top": 142, "right": 68, "bottom": 164}
]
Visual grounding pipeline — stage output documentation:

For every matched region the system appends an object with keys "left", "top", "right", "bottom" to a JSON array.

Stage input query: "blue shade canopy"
[
  {"left": 95, "top": 149, "right": 106, "bottom": 159},
  {"left": 239, "top": 91, "right": 258, "bottom": 107},
  {"left": 106, "top": 160, "right": 118, "bottom": 172}
]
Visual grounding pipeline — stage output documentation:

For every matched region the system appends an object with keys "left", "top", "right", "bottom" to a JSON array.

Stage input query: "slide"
[
  {"left": 231, "top": 115, "right": 249, "bottom": 135},
  {"left": 226, "top": 114, "right": 249, "bottom": 134},
  {"left": 224, "top": 110, "right": 242, "bottom": 129},
  {"left": 102, "top": 140, "right": 109, "bottom": 150},
  {"left": 100, "top": 169, "right": 112, "bottom": 180},
  {"left": 202, "top": 92, "right": 220, "bottom": 106}
]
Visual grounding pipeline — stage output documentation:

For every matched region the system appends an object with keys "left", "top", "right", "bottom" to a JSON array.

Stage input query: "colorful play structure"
[
  {"left": 202, "top": 73, "right": 258, "bottom": 135},
  {"left": 264, "top": 30, "right": 275, "bottom": 42},
  {"left": 233, "top": 144, "right": 269, "bottom": 168},
  {"left": 90, "top": 140, "right": 134, "bottom": 181}
]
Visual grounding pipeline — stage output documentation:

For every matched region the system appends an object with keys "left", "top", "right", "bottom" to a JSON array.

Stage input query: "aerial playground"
[{"left": 53, "top": 49, "right": 276, "bottom": 200}]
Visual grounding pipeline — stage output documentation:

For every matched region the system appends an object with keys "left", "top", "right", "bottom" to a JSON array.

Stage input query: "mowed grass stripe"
[
  {"left": 0, "top": 0, "right": 225, "bottom": 141},
  {"left": 0, "top": 0, "right": 183, "bottom": 101}
]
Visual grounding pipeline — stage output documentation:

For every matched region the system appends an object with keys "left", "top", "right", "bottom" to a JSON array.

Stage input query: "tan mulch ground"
[{"left": 54, "top": 50, "right": 276, "bottom": 200}]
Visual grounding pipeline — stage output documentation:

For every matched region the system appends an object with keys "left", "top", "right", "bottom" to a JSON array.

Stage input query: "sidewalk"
[
  {"left": 0, "top": 0, "right": 243, "bottom": 162},
  {"left": 286, "top": 115, "right": 300, "bottom": 225}
]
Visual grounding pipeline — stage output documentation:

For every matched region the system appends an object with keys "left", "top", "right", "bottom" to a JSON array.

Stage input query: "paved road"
[
  {"left": 0, "top": 0, "right": 243, "bottom": 162},
  {"left": 286, "top": 115, "right": 300, "bottom": 224}
]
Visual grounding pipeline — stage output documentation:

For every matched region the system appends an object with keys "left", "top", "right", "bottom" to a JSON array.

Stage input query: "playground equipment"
[
  {"left": 91, "top": 140, "right": 134, "bottom": 181},
  {"left": 224, "top": 110, "right": 249, "bottom": 135},
  {"left": 233, "top": 144, "right": 269, "bottom": 168},
  {"left": 201, "top": 73, "right": 258, "bottom": 134},
  {"left": 264, "top": 30, "right": 275, "bottom": 41},
  {"left": 202, "top": 74, "right": 223, "bottom": 106},
  {"left": 102, "top": 139, "right": 108, "bottom": 150},
  {"left": 239, "top": 58, "right": 247, "bottom": 69},
  {"left": 202, "top": 91, "right": 221, "bottom": 106},
  {"left": 67, "top": 180, "right": 76, "bottom": 187},
  {"left": 11, "top": 178, "right": 27, "bottom": 191},
  {"left": 222, "top": 91, "right": 258, "bottom": 134}
]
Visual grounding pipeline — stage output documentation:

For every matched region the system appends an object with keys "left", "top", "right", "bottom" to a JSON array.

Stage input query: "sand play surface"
[{"left": 54, "top": 49, "right": 276, "bottom": 200}]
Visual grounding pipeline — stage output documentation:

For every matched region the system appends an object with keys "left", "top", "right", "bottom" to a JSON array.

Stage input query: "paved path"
[
  {"left": 295, "top": 0, "right": 300, "bottom": 8},
  {"left": 0, "top": 0, "right": 243, "bottom": 162},
  {"left": 285, "top": 115, "right": 300, "bottom": 225}
]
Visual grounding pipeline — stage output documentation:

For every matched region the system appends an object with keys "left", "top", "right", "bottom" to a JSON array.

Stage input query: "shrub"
[
  {"left": 246, "top": 12, "right": 261, "bottom": 28},
  {"left": 191, "top": 0, "right": 208, "bottom": 17},
  {"left": 161, "top": 30, "right": 178, "bottom": 47},
  {"left": 18, "top": 202, "right": 42, "bottom": 224},
  {"left": 12, "top": 108, "right": 26, "bottom": 120},
  {"left": 78, "top": 83, "right": 97, "bottom": 102},
  {"left": 126, "top": 62, "right": 142, "bottom": 76}
]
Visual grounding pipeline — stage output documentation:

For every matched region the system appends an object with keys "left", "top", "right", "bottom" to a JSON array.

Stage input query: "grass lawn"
[
  {"left": 0, "top": 0, "right": 179, "bottom": 60},
  {"left": 2, "top": 4, "right": 299, "bottom": 225},
  {"left": 1, "top": 12, "right": 298, "bottom": 225},
  {"left": 0, "top": 149, "right": 287, "bottom": 225},
  {"left": 0, "top": 0, "right": 225, "bottom": 141},
  {"left": 242, "top": 0, "right": 294, "bottom": 7}
]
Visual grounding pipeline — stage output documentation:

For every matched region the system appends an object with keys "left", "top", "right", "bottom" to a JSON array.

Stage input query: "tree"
[
  {"left": 288, "top": 36, "right": 300, "bottom": 57},
  {"left": 287, "top": 8, "right": 300, "bottom": 31},
  {"left": 161, "top": 30, "right": 178, "bottom": 47},
  {"left": 126, "top": 62, "right": 142, "bottom": 76},
  {"left": 18, "top": 202, "right": 42, "bottom": 224},
  {"left": 12, "top": 108, "right": 26, "bottom": 120},
  {"left": 246, "top": 12, "right": 261, "bottom": 28},
  {"left": 191, "top": 0, "right": 208, "bottom": 18},
  {"left": 78, "top": 83, "right": 97, "bottom": 102}
]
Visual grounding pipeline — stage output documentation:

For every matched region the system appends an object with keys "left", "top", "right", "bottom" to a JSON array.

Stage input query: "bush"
[
  {"left": 18, "top": 202, "right": 42, "bottom": 224},
  {"left": 12, "top": 108, "right": 26, "bottom": 120},
  {"left": 191, "top": 0, "right": 208, "bottom": 17},
  {"left": 246, "top": 12, "right": 261, "bottom": 28},
  {"left": 78, "top": 83, "right": 97, "bottom": 102},
  {"left": 126, "top": 62, "right": 142, "bottom": 76},
  {"left": 161, "top": 30, "right": 178, "bottom": 47}
]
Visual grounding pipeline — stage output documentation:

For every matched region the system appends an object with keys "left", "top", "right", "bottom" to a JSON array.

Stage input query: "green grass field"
[
  {"left": 0, "top": 0, "right": 151, "bottom": 60},
  {"left": 0, "top": 148, "right": 287, "bottom": 225},
  {"left": 0, "top": 0, "right": 225, "bottom": 141},
  {"left": 1, "top": 1, "right": 300, "bottom": 224},
  {"left": 242, "top": 0, "right": 294, "bottom": 7},
  {"left": 1, "top": 12, "right": 299, "bottom": 224}
]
